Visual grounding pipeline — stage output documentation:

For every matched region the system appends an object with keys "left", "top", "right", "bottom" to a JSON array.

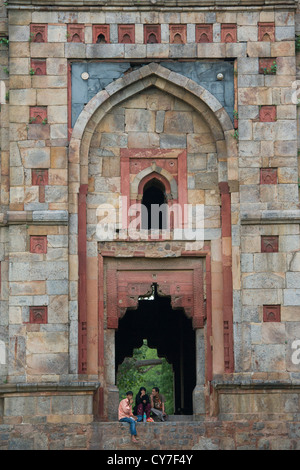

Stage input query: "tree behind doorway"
[{"left": 116, "top": 340, "right": 174, "bottom": 415}]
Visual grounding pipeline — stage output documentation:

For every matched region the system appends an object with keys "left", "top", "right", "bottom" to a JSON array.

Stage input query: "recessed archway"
[
  {"left": 71, "top": 63, "right": 236, "bottom": 419},
  {"left": 115, "top": 284, "right": 196, "bottom": 415}
]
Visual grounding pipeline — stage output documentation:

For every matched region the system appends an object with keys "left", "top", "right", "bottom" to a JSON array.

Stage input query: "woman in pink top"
[{"left": 118, "top": 391, "right": 139, "bottom": 442}]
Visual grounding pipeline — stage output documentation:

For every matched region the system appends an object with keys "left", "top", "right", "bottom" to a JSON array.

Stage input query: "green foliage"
[
  {"left": 232, "top": 129, "right": 239, "bottom": 140},
  {"left": 0, "top": 38, "right": 9, "bottom": 47},
  {"left": 117, "top": 340, "right": 174, "bottom": 415},
  {"left": 263, "top": 61, "right": 277, "bottom": 75},
  {"left": 296, "top": 36, "right": 300, "bottom": 52}
]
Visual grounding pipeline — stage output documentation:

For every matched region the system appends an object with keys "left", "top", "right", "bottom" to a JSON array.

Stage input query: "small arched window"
[
  {"left": 141, "top": 179, "right": 167, "bottom": 230},
  {"left": 97, "top": 34, "right": 107, "bottom": 44}
]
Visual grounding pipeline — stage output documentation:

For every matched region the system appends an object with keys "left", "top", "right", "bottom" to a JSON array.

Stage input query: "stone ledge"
[
  {"left": 241, "top": 209, "right": 300, "bottom": 225},
  {"left": 0, "top": 381, "right": 100, "bottom": 395},
  {"left": 6, "top": 210, "right": 68, "bottom": 225},
  {"left": 6, "top": 0, "right": 297, "bottom": 9}
]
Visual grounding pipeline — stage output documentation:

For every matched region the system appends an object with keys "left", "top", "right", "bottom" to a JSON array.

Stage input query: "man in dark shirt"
[{"left": 150, "top": 387, "right": 167, "bottom": 421}]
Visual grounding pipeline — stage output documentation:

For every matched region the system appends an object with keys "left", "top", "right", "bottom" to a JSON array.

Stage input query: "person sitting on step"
[
  {"left": 134, "top": 386, "right": 151, "bottom": 421},
  {"left": 118, "top": 391, "right": 140, "bottom": 443},
  {"left": 150, "top": 386, "right": 167, "bottom": 422}
]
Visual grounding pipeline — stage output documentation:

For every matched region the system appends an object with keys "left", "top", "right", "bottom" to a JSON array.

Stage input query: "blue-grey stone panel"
[{"left": 71, "top": 61, "right": 234, "bottom": 127}]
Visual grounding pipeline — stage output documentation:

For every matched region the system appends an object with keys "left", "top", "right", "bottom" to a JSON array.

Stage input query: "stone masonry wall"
[
  {"left": 0, "top": 0, "right": 299, "bottom": 429},
  {"left": 1, "top": 420, "right": 300, "bottom": 450}
]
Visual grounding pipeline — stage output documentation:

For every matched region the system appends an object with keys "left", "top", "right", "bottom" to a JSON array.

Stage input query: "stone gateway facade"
[{"left": 1, "top": 0, "right": 300, "bottom": 450}]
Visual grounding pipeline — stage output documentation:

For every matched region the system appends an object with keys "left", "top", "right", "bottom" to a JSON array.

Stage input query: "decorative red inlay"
[
  {"left": 32, "top": 169, "right": 48, "bottom": 186},
  {"left": 221, "top": 24, "right": 237, "bottom": 43},
  {"left": 30, "top": 306, "right": 48, "bottom": 324},
  {"left": 105, "top": 260, "right": 205, "bottom": 330},
  {"left": 169, "top": 25, "right": 187, "bottom": 44},
  {"left": 29, "top": 106, "right": 47, "bottom": 125},
  {"left": 30, "top": 59, "right": 46, "bottom": 76},
  {"left": 92, "top": 25, "right": 110, "bottom": 44},
  {"left": 32, "top": 169, "right": 48, "bottom": 202},
  {"left": 261, "top": 236, "right": 279, "bottom": 253},
  {"left": 78, "top": 184, "right": 88, "bottom": 375},
  {"left": 258, "top": 22, "right": 275, "bottom": 42},
  {"left": 259, "top": 105, "right": 276, "bottom": 122},
  {"left": 30, "top": 24, "right": 47, "bottom": 43},
  {"left": 67, "top": 24, "right": 85, "bottom": 43},
  {"left": 263, "top": 305, "right": 281, "bottom": 322},
  {"left": 259, "top": 58, "right": 277, "bottom": 74},
  {"left": 30, "top": 235, "right": 47, "bottom": 254},
  {"left": 195, "top": 24, "right": 213, "bottom": 43},
  {"left": 260, "top": 168, "right": 277, "bottom": 184},
  {"left": 144, "top": 25, "right": 161, "bottom": 44},
  {"left": 118, "top": 25, "right": 135, "bottom": 44}
]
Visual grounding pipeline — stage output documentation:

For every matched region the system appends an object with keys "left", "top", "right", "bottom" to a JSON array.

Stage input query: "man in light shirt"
[{"left": 118, "top": 391, "right": 139, "bottom": 443}]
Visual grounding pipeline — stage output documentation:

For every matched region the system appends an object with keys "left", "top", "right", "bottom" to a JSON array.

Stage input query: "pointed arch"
[{"left": 69, "top": 62, "right": 237, "bottom": 192}]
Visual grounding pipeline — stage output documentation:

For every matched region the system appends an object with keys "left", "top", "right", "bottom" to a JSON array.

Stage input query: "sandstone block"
[
  {"left": 45, "top": 186, "right": 68, "bottom": 203},
  {"left": 21, "top": 147, "right": 50, "bottom": 169},
  {"left": 237, "top": 12, "right": 259, "bottom": 25},
  {"left": 47, "top": 106, "right": 68, "bottom": 124},
  {"left": 9, "top": 106, "right": 29, "bottom": 123},
  {"left": 9, "top": 10, "right": 32, "bottom": 25},
  {"left": 247, "top": 42, "right": 271, "bottom": 57},
  {"left": 86, "top": 44, "right": 124, "bottom": 59},
  {"left": 275, "top": 11, "right": 294, "bottom": 25},
  {"left": 46, "top": 58, "right": 67, "bottom": 76},
  {"left": 9, "top": 25, "right": 30, "bottom": 42},
  {"left": 37, "top": 88, "right": 67, "bottom": 106},
  {"left": 284, "top": 289, "right": 300, "bottom": 306},
  {"left": 10, "top": 89, "right": 36, "bottom": 106},
  {"left": 237, "top": 26, "right": 258, "bottom": 42},
  {"left": 124, "top": 44, "right": 146, "bottom": 59},
  {"left": 30, "top": 43, "right": 65, "bottom": 58},
  {"left": 125, "top": 109, "right": 155, "bottom": 132},
  {"left": 48, "top": 25, "right": 66, "bottom": 42},
  {"left": 271, "top": 41, "right": 295, "bottom": 57},
  {"left": 26, "top": 352, "right": 68, "bottom": 375},
  {"left": 160, "top": 134, "right": 186, "bottom": 149},
  {"left": 275, "top": 26, "right": 295, "bottom": 41},
  {"left": 127, "top": 132, "right": 159, "bottom": 148},
  {"left": 27, "top": 332, "right": 68, "bottom": 354},
  {"left": 9, "top": 58, "right": 29, "bottom": 75},
  {"left": 50, "top": 124, "right": 68, "bottom": 140},
  {"left": 164, "top": 111, "right": 193, "bottom": 134},
  {"left": 253, "top": 253, "right": 287, "bottom": 272},
  {"left": 48, "top": 295, "right": 68, "bottom": 323},
  {"left": 32, "top": 75, "right": 67, "bottom": 89},
  {"left": 9, "top": 42, "right": 30, "bottom": 57}
]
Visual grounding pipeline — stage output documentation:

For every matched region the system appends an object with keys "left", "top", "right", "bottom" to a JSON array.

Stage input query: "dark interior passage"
[
  {"left": 115, "top": 284, "right": 196, "bottom": 415},
  {"left": 141, "top": 179, "right": 167, "bottom": 230}
]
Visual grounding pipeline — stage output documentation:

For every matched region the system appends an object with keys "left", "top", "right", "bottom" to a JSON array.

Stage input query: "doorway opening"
[
  {"left": 141, "top": 179, "right": 167, "bottom": 230},
  {"left": 115, "top": 284, "right": 196, "bottom": 415}
]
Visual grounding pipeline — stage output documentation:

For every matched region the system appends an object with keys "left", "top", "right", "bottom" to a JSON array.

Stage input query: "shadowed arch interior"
[
  {"left": 141, "top": 178, "right": 167, "bottom": 230},
  {"left": 115, "top": 284, "right": 196, "bottom": 415}
]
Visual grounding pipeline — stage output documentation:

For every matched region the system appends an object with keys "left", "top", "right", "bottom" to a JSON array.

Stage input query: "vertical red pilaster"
[
  {"left": 78, "top": 184, "right": 88, "bottom": 374},
  {"left": 67, "top": 62, "right": 72, "bottom": 141},
  {"left": 205, "top": 253, "right": 213, "bottom": 384},
  {"left": 219, "top": 182, "right": 234, "bottom": 373}
]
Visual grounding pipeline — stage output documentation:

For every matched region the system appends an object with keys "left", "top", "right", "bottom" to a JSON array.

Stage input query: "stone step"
[{"left": 166, "top": 415, "right": 195, "bottom": 422}]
